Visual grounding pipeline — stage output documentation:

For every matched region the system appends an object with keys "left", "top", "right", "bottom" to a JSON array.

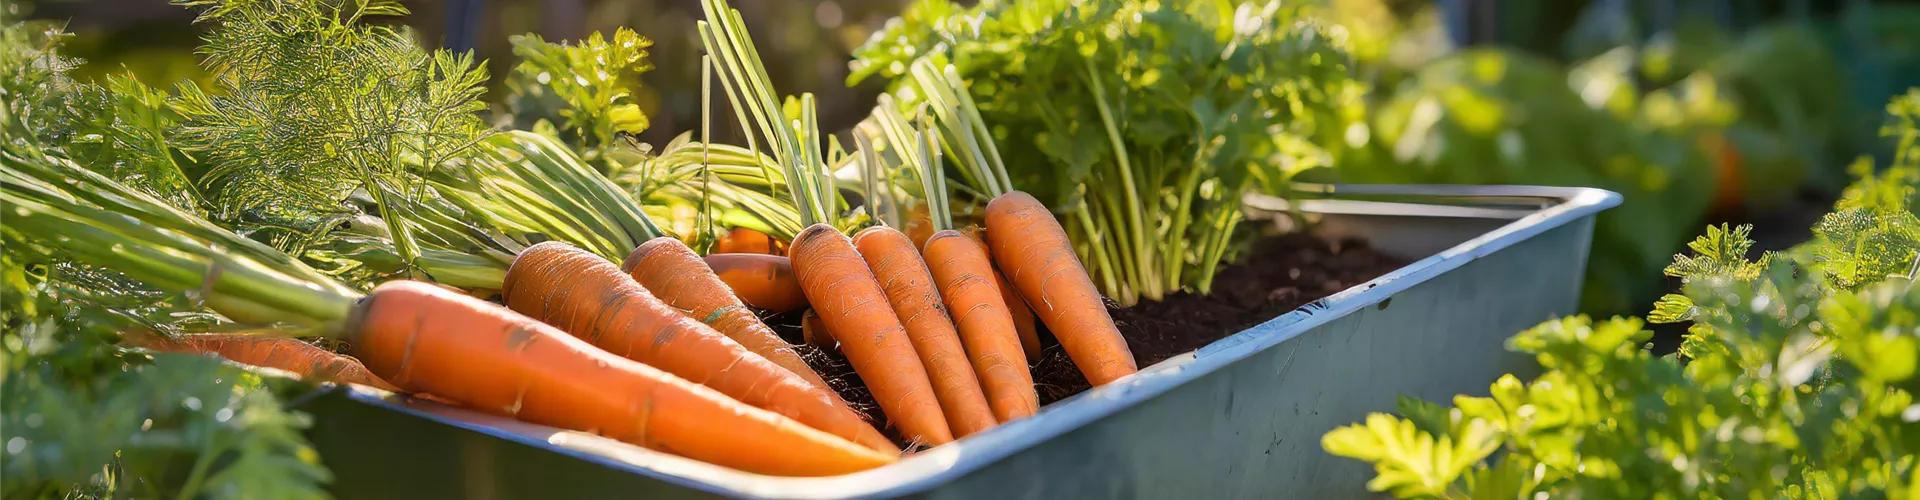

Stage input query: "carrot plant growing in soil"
[
  {"left": 852, "top": 0, "right": 1365, "bottom": 307},
  {"left": 1323, "top": 89, "right": 1920, "bottom": 499}
]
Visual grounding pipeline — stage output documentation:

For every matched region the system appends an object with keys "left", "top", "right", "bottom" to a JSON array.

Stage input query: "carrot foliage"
[
  {"left": 499, "top": 28, "right": 654, "bottom": 176},
  {"left": 852, "top": 0, "right": 1363, "bottom": 305},
  {"left": 496, "top": 26, "right": 802, "bottom": 248},
  {"left": 172, "top": 0, "right": 492, "bottom": 275},
  {"left": 2, "top": 21, "right": 344, "bottom": 499}
]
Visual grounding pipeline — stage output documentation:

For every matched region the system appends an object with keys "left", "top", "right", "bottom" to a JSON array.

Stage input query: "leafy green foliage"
[
  {"left": 60, "top": 76, "right": 204, "bottom": 213},
  {"left": 853, "top": 0, "right": 1364, "bottom": 304},
  {"left": 1334, "top": 48, "right": 1715, "bottom": 317},
  {"left": 1, "top": 19, "right": 356, "bottom": 499},
  {"left": 1324, "top": 91, "right": 1920, "bottom": 499},
  {"left": 1, "top": 238, "right": 330, "bottom": 499},
  {"left": 499, "top": 28, "right": 654, "bottom": 174},
  {"left": 172, "top": 0, "right": 491, "bottom": 267}
]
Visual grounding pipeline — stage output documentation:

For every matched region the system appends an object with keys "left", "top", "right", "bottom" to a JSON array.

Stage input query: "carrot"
[
  {"left": 854, "top": 226, "right": 999, "bottom": 437},
  {"left": 622, "top": 238, "right": 837, "bottom": 396},
  {"left": 997, "top": 270, "right": 1043, "bottom": 360},
  {"left": 704, "top": 253, "right": 810, "bottom": 313},
  {"left": 714, "top": 226, "right": 786, "bottom": 255},
  {"left": 789, "top": 223, "right": 953, "bottom": 445},
  {"left": 150, "top": 334, "right": 402, "bottom": 392},
  {"left": 801, "top": 309, "right": 836, "bottom": 350},
  {"left": 961, "top": 227, "right": 1043, "bottom": 360},
  {"left": 922, "top": 230, "right": 1039, "bottom": 422},
  {"left": 903, "top": 202, "right": 936, "bottom": 250},
  {"left": 350, "top": 280, "right": 894, "bottom": 476},
  {"left": 984, "top": 191, "right": 1137, "bottom": 386},
  {"left": 502, "top": 242, "right": 897, "bottom": 454}
]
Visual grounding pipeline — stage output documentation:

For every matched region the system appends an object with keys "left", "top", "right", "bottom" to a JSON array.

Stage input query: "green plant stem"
[
  {"left": 174, "top": 437, "right": 218, "bottom": 500},
  {"left": 357, "top": 165, "right": 421, "bottom": 280},
  {"left": 1166, "top": 165, "right": 1206, "bottom": 291},
  {"left": 1074, "top": 206, "right": 1122, "bottom": 299},
  {"left": 1095, "top": 184, "right": 1141, "bottom": 304},
  {"left": 946, "top": 65, "right": 1012, "bottom": 196},
  {"left": 2, "top": 178, "right": 358, "bottom": 333},
  {"left": 1082, "top": 58, "right": 1156, "bottom": 302},
  {"left": 1195, "top": 205, "right": 1240, "bottom": 295}
]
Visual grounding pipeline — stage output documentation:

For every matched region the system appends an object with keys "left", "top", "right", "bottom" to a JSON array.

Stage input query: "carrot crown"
[
  {"left": 858, "top": 96, "right": 957, "bottom": 232},
  {"left": 854, "top": 58, "right": 1014, "bottom": 235}
]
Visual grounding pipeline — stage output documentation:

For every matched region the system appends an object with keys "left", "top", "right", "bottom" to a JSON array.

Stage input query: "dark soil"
[{"left": 764, "top": 232, "right": 1406, "bottom": 448}]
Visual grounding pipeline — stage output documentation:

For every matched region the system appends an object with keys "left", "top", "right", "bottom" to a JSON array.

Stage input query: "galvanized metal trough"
[{"left": 297, "top": 184, "right": 1620, "bottom": 499}]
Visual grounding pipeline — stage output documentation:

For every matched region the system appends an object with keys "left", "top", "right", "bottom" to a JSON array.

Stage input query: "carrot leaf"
[
  {"left": 853, "top": 0, "right": 1360, "bottom": 305},
  {"left": 499, "top": 28, "right": 654, "bottom": 176}
]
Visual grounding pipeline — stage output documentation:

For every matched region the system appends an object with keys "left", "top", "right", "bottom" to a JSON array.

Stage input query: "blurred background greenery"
[{"left": 14, "top": 0, "right": 1920, "bottom": 321}]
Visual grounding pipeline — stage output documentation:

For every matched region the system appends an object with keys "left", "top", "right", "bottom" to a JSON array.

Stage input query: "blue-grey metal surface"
[{"left": 299, "top": 185, "right": 1620, "bottom": 499}]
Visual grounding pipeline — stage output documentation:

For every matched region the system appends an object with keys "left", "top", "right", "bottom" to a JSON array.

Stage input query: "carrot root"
[
  {"left": 150, "top": 334, "right": 402, "bottom": 392},
  {"left": 855, "top": 226, "right": 998, "bottom": 438},
  {"left": 624, "top": 238, "right": 835, "bottom": 394},
  {"left": 962, "top": 227, "right": 1043, "bottom": 361},
  {"left": 703, "top": 253, "right": 811, "bottom": 313},
  {"left": 802, "top": 309, "right": 836, "bottom": 351},
  {"left": 350, "top": 280, "right": 895, "bottom": 476},
  {"left": 924, "top": 230, "right": 1039, "bottom": 423},
  {"left": 504, "top": 242, "right": 896, "bottom": 454},
  {"left": 984, "top": 191, "right": 1138, "bottom": 386},
  {"left": 789, "top": 223, "right": 953, "bottom": 445}
]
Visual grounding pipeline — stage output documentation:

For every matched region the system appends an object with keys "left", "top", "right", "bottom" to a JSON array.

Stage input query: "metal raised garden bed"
[{"left": 295, "top": 184, "right": 1620, "bottom": 499}]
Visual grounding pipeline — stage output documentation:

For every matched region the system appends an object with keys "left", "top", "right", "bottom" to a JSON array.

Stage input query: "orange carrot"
[
  {"left": 789, "top": 223, "right": 952, "bottom": 445},
  {"left": 501, "top": 242, "right": 897, "bottom": 454},
  {"left": 923, "top": 230, "right": 1039, "bottom": 422},
  {"left": 854, "top": 226, "right": 998, "bottom": 437},
  {"left": 985, "top": 191, "right": 1137, "bottom": 386},
  {"left": 961, "top": 227, "right": 1043, "bottom": 360},
  {"left": 349, "top": 280, "right": 895, "bottom": 476},
  {"left": 704, "top": 253, "right": 810, "bottom": 313},
  {"left": 623, "top": 238, "right": 837, "bottom": 396},
  {"left": 151, "top": 334, "right": 402, "bottom": 392},
  {"left": 715, "top": 227, "right": 785, "bottom": 255},
  {"left": 997, "top": 269, "right": 1042, "bottom": 360},
  {"left": 903, "top": 202, "right": 936, "bottom": 250},
  {"left": 801, "top": 309, "right": 836, "bottom": 350}
]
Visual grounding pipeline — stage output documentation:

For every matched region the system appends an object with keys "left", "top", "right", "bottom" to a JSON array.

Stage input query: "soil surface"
[{"left": 765, "top": 232, "right": 1405, "bottom": 448}]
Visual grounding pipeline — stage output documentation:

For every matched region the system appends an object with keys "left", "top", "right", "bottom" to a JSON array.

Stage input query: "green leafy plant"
[
  {"left": 0, "top": 286, "right": 331, "bottom": 499},
  {"left": 498, "top": 28, "right": 654, "bottom": 175},
  {"left": 851, "top": 0, "right": 1364, "bottom": 306},
  {"left": 495, "top": 27, "right": 803, "bottom": 250},
  {"left": 171, "top": 0, "right": 492, "bottom": 278},
  {"left": 3, "top": 24, "right": 336, "bottom": 497},
  {"left": 1323, "top": 89, "right": 1920, "bottom": 499}
]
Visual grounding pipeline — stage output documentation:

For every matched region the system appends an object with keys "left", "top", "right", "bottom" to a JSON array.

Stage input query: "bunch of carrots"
[{"left": 10, "top": 0, "right": 1143, "bottom": 479}]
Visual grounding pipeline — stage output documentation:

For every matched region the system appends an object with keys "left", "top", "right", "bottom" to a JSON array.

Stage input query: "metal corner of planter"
[{"left": 300, "top": 184, "right": 1622, "bottom": 500}]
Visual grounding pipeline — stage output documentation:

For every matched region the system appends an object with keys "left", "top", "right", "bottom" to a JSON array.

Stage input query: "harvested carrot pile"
[{"left": 776, "top": 232, "right": 1406, "bottom": 447}]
